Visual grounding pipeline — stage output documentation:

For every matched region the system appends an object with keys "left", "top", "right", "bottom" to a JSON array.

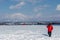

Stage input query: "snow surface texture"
[{"left": 0, "top": 25, "right": 60, "bottom": 40}]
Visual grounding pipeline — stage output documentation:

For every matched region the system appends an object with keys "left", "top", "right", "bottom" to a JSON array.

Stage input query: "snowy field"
[{"left": 0, "top": 25, "right": 60, "bottom": 40}]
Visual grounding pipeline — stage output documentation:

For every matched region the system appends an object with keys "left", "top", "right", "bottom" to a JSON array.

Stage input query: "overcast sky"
[{"left": 0, "top": 0, "right": 60, "bottom": 22}]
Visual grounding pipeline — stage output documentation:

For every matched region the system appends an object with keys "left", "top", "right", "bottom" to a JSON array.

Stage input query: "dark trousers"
[{"left": 48, "top": 32, "right": 52, "bottom": 37}]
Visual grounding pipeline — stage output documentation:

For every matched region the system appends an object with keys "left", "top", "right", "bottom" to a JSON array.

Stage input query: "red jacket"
[{"left": 47, "top": 25, "right": 53, "bottom": 32}]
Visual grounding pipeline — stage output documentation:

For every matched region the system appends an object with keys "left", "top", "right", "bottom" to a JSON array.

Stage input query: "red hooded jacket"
[{"left": 47, "top": 25, "right": 53, "bottom": 32}]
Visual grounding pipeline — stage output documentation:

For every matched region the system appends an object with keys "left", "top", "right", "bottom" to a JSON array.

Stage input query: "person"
[{"left": 47, "top": 23, "right": 53, "bottom": 37}]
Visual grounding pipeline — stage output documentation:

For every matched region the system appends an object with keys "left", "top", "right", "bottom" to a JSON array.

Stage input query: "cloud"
[
  {"left": 13, "top": 0, "right": 44, "bottom": 2},
  {"left": 1, "top": 13, "right": 43, "bottom": 22},
  {"left": 1, "top": 13, "right": 29, "bottom": 21},
  {"left": 1, "top": 13, "right": 60, "bottom": 22},
  {"left": 35, "top": 13, "right": 42, "bottom": 18},
  {"left": 49, "top": 14, "right": 60, "bottom": 20},
  {"left": 11, "top": 13, "right": 28, "bottom": 20},
  {"left": 56, "top": 4, "right": 60, "bottom": 10},
  {"left": 9, "top": 2, "right": 25, "bottom": 9},
  {"left": 34, "top": 13, "right": 60, "bottom": 21},
  {"left": 11, "top": 0, "right": 44, "bottom": 5},
  {"left": 10, "top": 0, "right": 46, "bottom": 9},
  {"left": 34, "top": 5, "right": 49, "bottom": 12},
  {"left": 42, "top": 14, "right": 60, "bottom": 21}
]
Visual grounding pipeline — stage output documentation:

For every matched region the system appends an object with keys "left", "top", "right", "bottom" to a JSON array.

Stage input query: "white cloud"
[
  {"left": 10, "top": 0, "right": 46, "bottom": 9},
  {"left": 1, "top": 13, "right": 43, "bottom": 21},
  {"left": 9, "top": 2, "right": 25, "bottom": 9},
  {"left": 56, "top": 4, "right": 60, "bottom": 10},
  {"left": 11, "top": 0, "right": 44, "bottom": 5},
  {"left": 28, "top": 0, "right": 44, "bottom": 4},
  {"left": 1, "top": 13, "right": 60, "bottom": 22},
  {"left": 1, "top": 13, "right": 29, "bottom": 21},
  {"left": 11, "top": 13, "right": 28, "bottom": 20},
  {"left": 35, "top": 13, "right": 42, "bottom": 18},
  {"left": 49, "top": 14, "right": 60, "bottom": 19},
  {"left": 13, "top": 0, "right": 43, "bottom": 2},
  {"left": 11, "top": 0, "right": 20, "bottom": 2},
  {"left": 34, "top": 5, "right": 49, "bottom": 12},
  {"left": 44, "top": 14, "right": 60, "bottom": 21}
]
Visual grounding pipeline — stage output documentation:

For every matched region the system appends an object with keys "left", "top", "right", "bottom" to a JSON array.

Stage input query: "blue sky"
[{"left": 0, "top": 0, "right": 60, "bottom": 22}]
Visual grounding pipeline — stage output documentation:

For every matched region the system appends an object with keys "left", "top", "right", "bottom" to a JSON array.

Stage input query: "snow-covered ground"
[{"left": 0, "top": 25, "right": 60, "bottom": 40}]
